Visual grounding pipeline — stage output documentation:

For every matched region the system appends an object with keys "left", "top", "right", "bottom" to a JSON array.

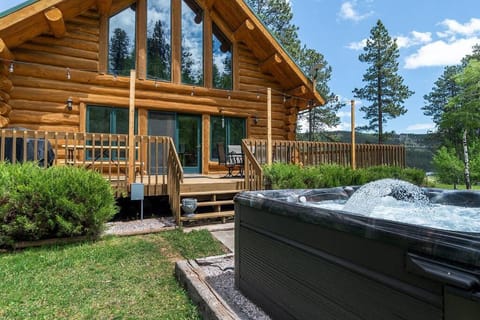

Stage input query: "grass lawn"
[{"left": 0, "top": 230, "right": 226, "bottom": 319}]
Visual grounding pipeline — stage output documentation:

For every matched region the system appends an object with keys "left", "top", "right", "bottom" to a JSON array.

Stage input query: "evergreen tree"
[
  {"left": 109, "top": 28, "right": 131, "bottom": 76},
  {"left": 353, "top": 20, "right": 414, "bottom": 144},
  {"left": 245, "top": 0, "right": 342, "bottom": 134},
  {"left": 147, "top": 20, "right": 171, "bottom": 80}
]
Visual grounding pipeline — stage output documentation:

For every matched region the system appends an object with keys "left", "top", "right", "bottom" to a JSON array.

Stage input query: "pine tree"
[
  {"left": 353, "top": 20, "right": 414, "bottom": 144},
  {"left": 109, "top": 28, "right": 131, "bottom": 76},
  {"left": 147, "top": 20, "right": 171, "bottom": 80},
  {"left": 245, "top": 0, "right": 343, "bottom": 134}
]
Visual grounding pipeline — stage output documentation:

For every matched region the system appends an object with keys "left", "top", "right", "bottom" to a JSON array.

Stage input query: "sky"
[
  {"left": 2, "top": 0, "right": 480, "bottom": 134},
  {"left": 291, "top": 0, "right": 480, "bottom": 134}
]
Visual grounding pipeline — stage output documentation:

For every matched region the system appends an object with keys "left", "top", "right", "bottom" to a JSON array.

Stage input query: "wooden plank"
[
  {"left": 136, "top": 0, "right": 147, "bottom": 80},
  {"left": 98, "top": 14, "right": 108, "bottom": 74},
  {"left": 171, "top": 0, "right": 181, "bottom": 84},
  {"left": 180, "top": 210, "right": 235, "bottom": 221}
]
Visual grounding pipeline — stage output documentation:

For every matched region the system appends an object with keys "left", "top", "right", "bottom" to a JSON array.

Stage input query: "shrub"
[
  {"left": 263, "top": 163, "right": 426, "bottom": 190},
  {"left": 0, "top": 163, "right": 117, "bottom": 247}
]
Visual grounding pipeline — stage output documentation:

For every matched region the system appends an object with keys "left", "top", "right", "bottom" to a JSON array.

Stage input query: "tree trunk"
[
  {"left": 377, "top": 75, "right": 383, "bottom": 144},
  {"left": 462, "top": 128, "right": 472, "bottom": 190}
]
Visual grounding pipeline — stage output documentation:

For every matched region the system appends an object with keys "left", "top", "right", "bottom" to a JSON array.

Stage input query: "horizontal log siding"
[
  {"left": 6, "top": 7, "right": 302, "bottom": 172},
  {"left": 9, "top": 9, "right": 100, "bottom": 135},
  {"left": 237, "top": 43, "right": 291, "bottom": 140}
]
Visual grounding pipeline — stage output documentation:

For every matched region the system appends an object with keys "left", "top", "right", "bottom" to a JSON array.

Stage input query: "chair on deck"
[{"left": 217, "top": 142, "right": 243, "bottom": 177}]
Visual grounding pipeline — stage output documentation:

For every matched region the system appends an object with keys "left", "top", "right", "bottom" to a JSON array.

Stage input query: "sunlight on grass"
[{"left": 0, "top": 230, "right": 225, "bottom": 319}]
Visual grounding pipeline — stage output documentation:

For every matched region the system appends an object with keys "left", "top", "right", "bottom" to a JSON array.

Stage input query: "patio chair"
[{"left": 217, "top": 142, "right": 238, "bottom": 177}]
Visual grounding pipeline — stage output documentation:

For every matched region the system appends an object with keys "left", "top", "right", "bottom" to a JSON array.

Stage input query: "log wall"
[{"left": 4, "top": 5, "right": 298, "bottom": 172}]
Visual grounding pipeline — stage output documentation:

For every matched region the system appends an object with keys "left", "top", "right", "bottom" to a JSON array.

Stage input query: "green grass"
[{"left": 0, "top": 230, "right": 225, "bottom": 319}]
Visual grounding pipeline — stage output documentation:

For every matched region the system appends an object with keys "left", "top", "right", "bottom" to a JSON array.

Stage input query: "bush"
[
  {"left": 0, "top": 163, "right": 117, "bottom": 247},
  {"left": 263, "top": 163, "right": 426, "bottom": 190}
]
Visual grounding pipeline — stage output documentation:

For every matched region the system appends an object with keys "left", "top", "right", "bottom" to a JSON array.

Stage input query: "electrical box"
[{"left": 130, "top": 183, "right": 144, "bottom": 201}]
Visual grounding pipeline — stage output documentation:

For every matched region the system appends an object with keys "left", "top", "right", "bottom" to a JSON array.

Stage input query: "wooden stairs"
[{"left": 178, "top": 176, "right": 245, "bottom": 225}]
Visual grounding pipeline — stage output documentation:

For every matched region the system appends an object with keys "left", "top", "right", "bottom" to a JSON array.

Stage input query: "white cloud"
[
  {"left": 338, "top": 1, "right": 372, "bottom": 22},
  {"left": 396, "top": 31, "right": 432, "bottom": 48},
  {"left": 404, "top": 37, "right": 480, "bottom": 69},
  {"left": 405, "top": 123, "right": 436, "bottom": 133},
  {"left": 439, "top": 18, "right": 480, "bottom": 37},
  {"left": 349, "top": 31, "right": 432, "bottom": 51},
  {"left": 347, "top": 38, "right": 367, "bottom": 50}
]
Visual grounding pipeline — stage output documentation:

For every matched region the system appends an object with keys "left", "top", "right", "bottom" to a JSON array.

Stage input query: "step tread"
[
  {"left": 194, "top": 200, "right": 234, "bottom": 207},
  {"left": 180, "top": 210, "right": 235, "bottom": 221},
  {"left": 180, "top": 190, "right": 244, "bottom": 197}
]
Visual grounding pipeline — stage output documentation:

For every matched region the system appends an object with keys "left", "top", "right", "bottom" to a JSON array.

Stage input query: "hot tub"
[{"left": 234, "top": 187, "right": 480, "bottom": 320}]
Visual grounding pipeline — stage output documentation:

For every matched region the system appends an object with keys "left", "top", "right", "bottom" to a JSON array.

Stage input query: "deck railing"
[
  {"left": 242, "top": 139, "right": 406, "bottom": 190},
  {"left": 0, "top": 129, "right": 179, "bottom": 199}
]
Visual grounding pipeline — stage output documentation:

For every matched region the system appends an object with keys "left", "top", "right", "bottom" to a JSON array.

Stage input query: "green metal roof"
[{"left": 0, "top": 0, "right": 38, "bottom": 18}]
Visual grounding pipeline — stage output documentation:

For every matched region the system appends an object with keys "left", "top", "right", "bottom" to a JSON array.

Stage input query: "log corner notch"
[
  {"left": 0, "top": 39, "right": 14, "bottom": 129},
  {"left": 43, "top": 7, "right": 66, "bottom": 38},
  {"left": 0, "top": 38, "right": 14, "bottom": 63},
  {"left": 96, "top": 0, "right": 112, "bottom": 15}
]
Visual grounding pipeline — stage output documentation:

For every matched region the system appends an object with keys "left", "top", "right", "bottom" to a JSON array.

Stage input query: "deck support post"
[
  {"left": 351, "top": 99, "right": 356, "bottom": 170},
  {"left": 128, "top": 69, "right": 136, "bottom": 185},
  {"left": 267, "top": 87, "right": 272, "bottom": 165}
]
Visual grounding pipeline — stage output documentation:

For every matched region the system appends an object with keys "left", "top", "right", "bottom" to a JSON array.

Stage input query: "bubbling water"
[
  {"left": 311, "top": 179, "right": 480, "bottom": 233},
  {"left": 343, "top": 179, "right": 430, "bottom": 215}
]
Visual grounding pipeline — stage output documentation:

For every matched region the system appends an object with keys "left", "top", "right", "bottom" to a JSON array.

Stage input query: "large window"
[
  {"left": 212, "top": 24, "right": 232, "bottom": 90},
  {"left": 181, "top": 0, "right": 203, "bottom": 86},
  {"left": 210, "top": 116, "right": 245, "bottom": 160},
  {"left": 108, "top": 5, "right": 136, "bottom": 76},
  {"left": 147, "top": 0, "right": 171, "bottom": 81}
]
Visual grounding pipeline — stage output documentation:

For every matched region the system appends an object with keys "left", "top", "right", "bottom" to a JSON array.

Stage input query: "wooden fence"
[{"left": 242, "top": 139, "right": 406, "bottom": 190}]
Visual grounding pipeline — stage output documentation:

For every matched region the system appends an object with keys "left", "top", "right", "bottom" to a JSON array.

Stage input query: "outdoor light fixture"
[
  {"left": 66, "top": 67, "right": 71, "bottom": 80},
  {"left": 219, "top": 108, "right": 225, "bottom": 128},
  {"left": 9, "top": 62, "right": 14, "bottom": 73},
  {"left": 66, "top": 97, "right": 73, "bottom": 111},
  {"left": 253, "top": 115, "right": 258, "bottom": 125}
]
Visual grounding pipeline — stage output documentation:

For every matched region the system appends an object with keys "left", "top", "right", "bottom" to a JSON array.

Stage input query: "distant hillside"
[{"left": 297, "top": 131, "right": 440, "bottom": 171}]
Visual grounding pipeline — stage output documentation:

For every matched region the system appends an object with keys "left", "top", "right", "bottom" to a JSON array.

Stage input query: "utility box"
[{"left": 130, "top": 183, "right": 144, "bottom": 201}]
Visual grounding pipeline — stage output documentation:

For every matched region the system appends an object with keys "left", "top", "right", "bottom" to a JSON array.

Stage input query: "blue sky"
[
  {"left": 2, "top": 0, "right": 480, "bottom": 134},
  {"left": 291, "top": 0, "right": 480, "bottom": 134}
]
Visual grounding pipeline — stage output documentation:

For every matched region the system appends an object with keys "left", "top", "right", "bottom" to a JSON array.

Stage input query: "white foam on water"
[{"left": 313, "top": 198, "right": 480, "bottom": 233}]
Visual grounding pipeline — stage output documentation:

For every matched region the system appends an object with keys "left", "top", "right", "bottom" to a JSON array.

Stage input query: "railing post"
[{"left": 128, "top": 69, "right": 136, "bottom": 184}]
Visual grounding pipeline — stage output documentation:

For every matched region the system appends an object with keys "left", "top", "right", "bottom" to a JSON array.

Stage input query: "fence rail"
[{"left": 242, "top": 139, "right": 406, "bottom": 190}]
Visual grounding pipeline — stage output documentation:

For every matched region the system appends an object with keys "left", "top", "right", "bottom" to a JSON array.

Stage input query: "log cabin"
[
  {"left": 0, "top": 0, "right": 323, "bottom": 167},
  {"left": 0, "top": 0, "right": 405, "bottom": 224}
]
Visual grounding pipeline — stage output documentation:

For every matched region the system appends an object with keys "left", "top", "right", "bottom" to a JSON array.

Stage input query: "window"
[
  {"left": 181, "top": 0, "right": 203, "bottom": 85},
  {"left": 212, "top": 24, "right": 232, "bottom": 90},
  {"left": 108, "top": 5, "right": 136, "bottom": 76},
  {"left": 210, "top": 116, "right": 245, "bottom": 160},
  {"left": 87, "top": 106, "right": 137, "bottom": 134},
  {"left": 86, "top": 106, "right": 138, "bottom": 159},
  {"left": 147, "top": 0, "right": 171, "bottom": 81}
]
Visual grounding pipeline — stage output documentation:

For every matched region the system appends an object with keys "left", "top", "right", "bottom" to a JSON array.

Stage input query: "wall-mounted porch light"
[{"left": 66, "top": 97, "right": 73, "bottom": 111}]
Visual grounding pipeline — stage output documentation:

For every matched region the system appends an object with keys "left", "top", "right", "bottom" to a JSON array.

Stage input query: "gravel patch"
[
  {"left": 104, "top": 217, "right": 176, "bottom": 236},
  {"left": 198, "top": 255, "right": 271, "bottom": 320}
]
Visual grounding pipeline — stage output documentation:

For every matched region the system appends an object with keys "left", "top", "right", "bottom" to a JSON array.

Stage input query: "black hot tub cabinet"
[{"left": 234, "top": 188, "right": 480, "bottom": 320}]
